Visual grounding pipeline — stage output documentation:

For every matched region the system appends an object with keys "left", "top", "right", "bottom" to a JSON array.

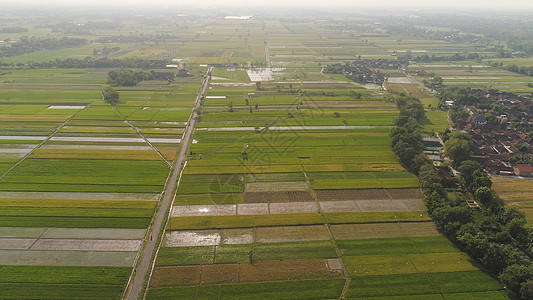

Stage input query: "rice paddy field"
[
  {"left": 0, "top": 64, "right": 203, "bottom": 297},
  {"left": 146, "top": 22, "right": 507, "bottom": 297},
  {"left": 0, "top": 8, "right": 520, "bottom": 300},
  {"left": 407, "top": 62, "right": 533, "bottom": 94}
]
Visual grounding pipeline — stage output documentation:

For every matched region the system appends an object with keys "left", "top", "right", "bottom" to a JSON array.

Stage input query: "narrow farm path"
[
  {"left": 114, "top": 107, "right": 173, "bottom": 167},
  {"left": 0, "top": 109, "right": 81, "bottom": 181},
  {"left": 124, "top": 67, "right": 212, "bottom": 300}
]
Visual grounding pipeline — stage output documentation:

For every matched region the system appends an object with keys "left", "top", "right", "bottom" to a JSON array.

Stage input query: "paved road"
[{"left": 124, "top": 67, "right": 212, "bottom": 300}]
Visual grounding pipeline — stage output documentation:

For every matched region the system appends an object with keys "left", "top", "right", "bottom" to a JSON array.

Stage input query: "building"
[
  {"left": 177, "top": 69, "right": 190, "bottom": 77},
  {"left": 515, "top": 164, "right": 533, "bottom": 177},
  {"left": 473, "top": 115, "right": 487, "bottom": 125}
]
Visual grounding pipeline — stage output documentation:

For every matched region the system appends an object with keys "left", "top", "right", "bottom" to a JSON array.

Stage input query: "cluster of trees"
[
  {"left": 467, "top": 23, "right": 533, "bottom": 55},
  {"left": 414, "top": 53, "right": 482, "bottom": 63},
  {"left": 323, "top": 62, "right": 388, "bottom": 85},
  {"left": 0, "top": 57, "right": 168, "bottom": 69},
  {"left": 422, "top": 76, "right": 443, "bottom": 90},
  {"left": 108, "top": 69, "right": 151, "bottom": 86},
  {"left": 0, "top": 36, "right": 86, "bottom": 58},
  {"left": 490, "top": 62, "right": 533, "bottom": 77},
  {"left": 391, "top": 93, "right": 533, "bottom": 299},
  {"left": 438, "top": 87, "right": 484, "bottom": 106},
  {"left": 390, "top": 93, "right": 426, "bottom": 174},
  {"left": 442, "top": 131, "right": 474, "bottom": 167},
  {"left": 423, "top": 158, "right": 533, "bottom": 299},
  {"left": 384, "top": 22, "right": 491, "bottom": 47},
  {"left": 323, "top": 63, "right": 345, "bottom": 74},
  {"left": 0, "top": 27, "right": 28, "bottom": 33},
  {"left": 107, "top": 69, "right": 174, "bottom": 86},
  {"left": 102, "top": 87, "right": 119, "bottom": 106}
]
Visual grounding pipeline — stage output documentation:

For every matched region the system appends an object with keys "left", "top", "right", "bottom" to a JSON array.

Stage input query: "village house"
[{"left": 515, "top": 164, "right": 533, "bottom": 177}]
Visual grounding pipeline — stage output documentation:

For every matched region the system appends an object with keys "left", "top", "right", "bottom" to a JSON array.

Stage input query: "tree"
[
  {"left": 458, "top": 160, "right": 483, "bottom": 187},
  {"left": 423, "top": 191, "right": 447, "bottom": 213},
  {"left": 499, "top": 264, "right": 533, "bottom": 293},
  {"left": 482, "top": 243, "right": 523, "bottom": 274},
  {"left": 475, "top": 187, "right": 496, "bottom": 209},
  {"left": 401, "top": 101, "right": 425, "bottom": 120},
  {"left": 470, "top": 170, "right": 492, "bottom": 193},
  {"left": 432, "top": 206, "right": 473, "bottom": 238},
  {"left": 107, "top": 69, "right": 151, "bottom": 86},
  {"left": 448, "top": 131, "right": 473, "bottom": 143},
  {"left": 520, "top": 280, "right": 533, "bottom": 299},
  {"left": 500, "top": 207, "right": 527, "bottom": 225},
  {"left": 102, "top": 87, "right": 119, "bottom": 106},
  {"left": 419, "top": 164, "right": 444, "bottom": 196},
  {"left": 444, "top": 136, "right": 473, "bottom": 166},
  {"left": 457, "top": 231, "right": 489, "bottom": 259}
]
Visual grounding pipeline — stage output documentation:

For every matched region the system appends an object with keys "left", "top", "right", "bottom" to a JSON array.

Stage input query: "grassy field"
[{"left": 492, "top": 176, "right": 533, "bottom": 226}]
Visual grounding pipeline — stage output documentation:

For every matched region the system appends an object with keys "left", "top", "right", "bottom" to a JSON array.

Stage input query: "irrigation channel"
[{"left": 123, "top": 67, "right": 212, "bottom": 300}]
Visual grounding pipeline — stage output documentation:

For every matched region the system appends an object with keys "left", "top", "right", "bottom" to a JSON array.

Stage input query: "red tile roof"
[{"left": 517, "top": 164, "right": 533, "bottom": 173}]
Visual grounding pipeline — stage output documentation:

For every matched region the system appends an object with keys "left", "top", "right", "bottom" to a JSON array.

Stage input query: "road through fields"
[{"left": 124, "top": 67, "right": 212, "bottom": 300}]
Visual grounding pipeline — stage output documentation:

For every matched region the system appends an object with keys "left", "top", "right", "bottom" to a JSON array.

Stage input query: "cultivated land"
[{"left": 1, "top": 6, "right": 528, "bottom": 300}]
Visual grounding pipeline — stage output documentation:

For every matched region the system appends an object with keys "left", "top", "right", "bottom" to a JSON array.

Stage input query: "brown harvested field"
[
  {"left": 255, "top": 225, "right": 330, "bottom": 243},
  {"left": 200, "top": 263, "right": 240, "bottom": 285},
  {"left": 397, "top": 222, "right": 441, "bottom": 237},
  {"left": 243, "top": 191, "right": 313, "bottom": 203},
  {"left": 239, "top": 259, "right": 343, "bottom": 282},
  {"left": 492, "top": 176, "right": 533, "bottom": 226},
  {"left": 330, "top": 222, "right": 439, "bottom": 240},
  {"left": 492, "top": 176, "right": 533, "bottom": 193},
  {"left": 385, "top": 188, "right": 424, "bottom": 199},
  {"left": 151, "top": 259, "right": 342, "bottom": 287},
  {"left": 151, "top": 265, "right": 201, "bottom": 287},
  {"left": 160, "top": 150, "right": 177, "bottom": 161},
  {"left": 498, "top": 194, "right": 533, "bottom": 203}
]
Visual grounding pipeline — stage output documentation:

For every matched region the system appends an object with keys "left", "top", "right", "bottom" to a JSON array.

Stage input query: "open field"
[
  {"left": 151, "top": 259, "right": 342, "bottom": 287},
  {"left": 0, "top": 8, "right": 519, "bottom": 300},
  {"left": 492, "top": 176, "right": 533, "bottom": 226},
  {"left": 0, "top": 266, "right": 130, "bottom": 299},
  {"left": 147, "top": 279, "right": 346, "bottom": 300}
]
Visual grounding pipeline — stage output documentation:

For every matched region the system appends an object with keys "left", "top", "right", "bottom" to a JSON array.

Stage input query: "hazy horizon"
[{"left": 4, "top": 0, "right": 533, "bottom": 10}]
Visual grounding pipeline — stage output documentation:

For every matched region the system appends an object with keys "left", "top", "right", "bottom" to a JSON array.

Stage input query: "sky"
[{"left": 8, "top": 0, "right": 533, "bottom": 9}]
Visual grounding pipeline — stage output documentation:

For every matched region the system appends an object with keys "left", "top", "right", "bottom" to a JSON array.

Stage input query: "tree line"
[
  {"left": 107, "top": 69, "right": 175, "bottom": 86},
  {"left": 0, "top": 36, "right": 86, "bottom": 58},
  {"left": 490, "top": 62, "right": 533, "bottom": 77},
  {"left": 0, "top": 57, "right": 167, "bottom": 69}
]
